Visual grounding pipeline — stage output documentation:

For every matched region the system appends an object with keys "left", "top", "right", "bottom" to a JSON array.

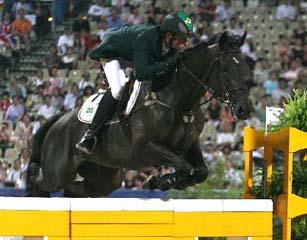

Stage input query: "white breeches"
[{"left": 103, "top": 60, "right": 129, "bottom": 100}]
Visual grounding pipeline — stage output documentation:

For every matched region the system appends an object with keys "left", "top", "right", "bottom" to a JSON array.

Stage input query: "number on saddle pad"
[{"left": 78, "top": 90, "right": 105, "bottom": 124}]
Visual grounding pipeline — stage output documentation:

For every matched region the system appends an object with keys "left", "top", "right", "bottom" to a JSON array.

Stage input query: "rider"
[{"left": 76, "top": 11, "right": 193, "bottom": 154}]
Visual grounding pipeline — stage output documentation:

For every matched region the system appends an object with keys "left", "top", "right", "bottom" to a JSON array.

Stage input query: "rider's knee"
[{"left": 110, "top": 88, "right": 122, "bottom": 100}]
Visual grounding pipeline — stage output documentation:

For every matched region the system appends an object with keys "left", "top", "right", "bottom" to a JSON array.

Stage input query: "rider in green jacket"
[{"left": 76, "top": 11, "right": 193, "bottom": 154}]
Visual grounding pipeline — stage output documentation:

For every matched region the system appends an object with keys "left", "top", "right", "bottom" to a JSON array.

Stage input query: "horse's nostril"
[
  {"left": 235, "top": 104, "right": 250, "bottom": 119},
  {"left": 238, "top": 106, "right": 245, "bottom": 114},
  {"left": 237, "top": 106, "right": 244, "bottom": 115}
]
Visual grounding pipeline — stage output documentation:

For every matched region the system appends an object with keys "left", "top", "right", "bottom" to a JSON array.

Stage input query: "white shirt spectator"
[
  {"left": 62, "top": 54, "right": 76, "bottom": 64},
  {"left": 271, "top": 87, "right": 290, "bottom": 103},
  {"left": 215, "top": 4, "right": 235, "bottom": 22},
  {"left": 5, "top": 103, "right": 25, "bottom": 123},
  {"left": 216, "top": 132, "right": 235, "bottom": 145},
  {"left": 32, "top": 120, "right": 44, "bottom": 135},
  {"left": 57, "top": 33, "right": 74, "bottom": 55},
  {"left": 276, "top": 3, "right": 296, "bottom": 21},
  {"left": 6, "top": 168, "right": 22, "bottom": 185},
  {"left": 301, "top": 1, "right": 307, "bottom": 9},
  {"left": 79, "top": 80, "right": 95, "bottom": 91},
  {"left": 241, "top": 36, "right": 257, "bottom": 61},
  {"left": 282, "top": 68, "right": 301, "bottom": 80},
  {"left": 112, "top": 0, "right": 126, "bottom": 8},
  {"left": 225, "top": 166, "right": 242, "bottom": 187},
  {"left": 12, "top": 1, "right": 32, "bottom": 18},
  {"left": 88, "top": 4, "right": 110, "bottom": 17},
  {"left": 244, "top": 116, "right": 262, "bottom": 130},
  {"left": 226, "top": 26, "right": 244, "bottom": 36},
  {"left": 34, "top": 78, "right": 44, "bottom": 88},
  {"left": 64, "top": 93, "right": 78, "bottom": 111},
  {"left": 37, "top": 104, "right": 56, "bottom": 119}
]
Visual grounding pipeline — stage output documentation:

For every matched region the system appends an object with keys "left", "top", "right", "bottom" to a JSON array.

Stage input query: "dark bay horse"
[{"left": 27, "top": 31, "right": 252, "bottom": 197}]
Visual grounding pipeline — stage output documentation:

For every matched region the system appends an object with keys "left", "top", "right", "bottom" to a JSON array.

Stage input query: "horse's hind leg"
[
  {"left": 26, "top": 163, "right": 50, "bottom": 197},
  {"left": 77, "top": 161, "right": 121, "bottom": 197},
  {"left": 63, "top": 181, "right": 87, "bottom": 197}
]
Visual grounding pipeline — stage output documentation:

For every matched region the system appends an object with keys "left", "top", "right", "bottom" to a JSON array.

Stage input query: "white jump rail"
[{"left": 0, "top": 198, "right": 273, "bottom": 240}]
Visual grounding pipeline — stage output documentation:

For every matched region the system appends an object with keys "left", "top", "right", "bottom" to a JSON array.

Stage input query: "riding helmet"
[{"left": 161, "top": 11, "right": 193, "bottom": 40}]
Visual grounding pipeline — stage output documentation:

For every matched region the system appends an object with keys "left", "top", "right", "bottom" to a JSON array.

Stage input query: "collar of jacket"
[{"left": 156, "top": 26, "right": 163, "bottom": 59}]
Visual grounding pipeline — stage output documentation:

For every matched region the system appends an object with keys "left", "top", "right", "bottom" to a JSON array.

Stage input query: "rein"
[{"left": 180, "top": 58, "right": 214, "bottom": 107}]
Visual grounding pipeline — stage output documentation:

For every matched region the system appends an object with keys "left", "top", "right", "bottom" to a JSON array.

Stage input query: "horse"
[{"left": 27, "top": 31, "right": 252, "bottom": 197}]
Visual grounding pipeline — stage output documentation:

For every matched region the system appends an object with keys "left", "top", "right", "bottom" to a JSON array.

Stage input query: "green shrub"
[{"left": 269, "top": 89, "right": 307, "bottom": 132}]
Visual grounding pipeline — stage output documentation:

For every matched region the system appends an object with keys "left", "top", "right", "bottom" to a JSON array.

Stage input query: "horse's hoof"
[
  {"left": 158, "top": 174, "right": 177, "bottom": 191},
  {"left": 142, "top": 176, "right": 159, "bottom": 190},
  {"left": 178, "top": 163, "right": 194, "bottom": 177}
]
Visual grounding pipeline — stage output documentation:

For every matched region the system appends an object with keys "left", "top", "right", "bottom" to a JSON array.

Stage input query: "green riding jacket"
[{"left": 89, "top": 24, "right": 170, "bottom": 82}]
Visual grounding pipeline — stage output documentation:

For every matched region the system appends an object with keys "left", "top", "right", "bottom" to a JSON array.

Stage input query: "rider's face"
[
  {"left": 164, "top": 33, "right": 188, "bottom": 51},
  {"left": 171, "top": 36, "right": 188, "bottom": 51}
]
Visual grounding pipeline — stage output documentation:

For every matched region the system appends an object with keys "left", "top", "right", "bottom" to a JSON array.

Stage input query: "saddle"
[
  {"left": 78, "top": 77, "right": 142, "bottom": 125},
  {"left": 78, "top": 73, "right": 144, "bottom": 143}
]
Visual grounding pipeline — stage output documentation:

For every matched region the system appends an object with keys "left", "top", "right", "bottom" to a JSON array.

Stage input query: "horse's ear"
[
  {"left": 239, "top": 31, "right": 247, "bottom": 46},
  {"left": 218, "top": 31, "right": 228, "bottom": 48}
]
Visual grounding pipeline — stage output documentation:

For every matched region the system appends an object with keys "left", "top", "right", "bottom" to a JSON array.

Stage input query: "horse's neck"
[{"left": 168, "top": 45, "right": 215, "bottom": 112}]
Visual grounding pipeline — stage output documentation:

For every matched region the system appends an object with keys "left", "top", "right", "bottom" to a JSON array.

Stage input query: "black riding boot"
[{"left": 76, "top": 90, "right": 118, "bottom": 154}]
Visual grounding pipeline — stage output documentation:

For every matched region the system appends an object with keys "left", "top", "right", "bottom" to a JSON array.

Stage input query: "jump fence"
[{"left": 0, "top": 197, "right": 273, "bottom": 240}]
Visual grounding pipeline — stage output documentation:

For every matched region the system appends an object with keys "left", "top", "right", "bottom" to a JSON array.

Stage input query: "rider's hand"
[
  {"left": 166, "top": 52, "right": 185, "bottom": 70},
  {"left": 176, "top": 51, "right": 185, "bottom": 62}
]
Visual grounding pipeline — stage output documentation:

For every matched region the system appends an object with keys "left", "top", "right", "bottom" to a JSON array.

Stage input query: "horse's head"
[{"left": 209, "top": 31, "right": 252, "bottom": 120}]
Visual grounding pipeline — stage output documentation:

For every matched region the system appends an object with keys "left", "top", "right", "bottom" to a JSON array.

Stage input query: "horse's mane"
[
  {"left": 182, "top": 34, "right": 220, "bottom": 57},
  {"left": 183, "top": 41, "right": 208, "bottom": 56},
  {"left": 182, "top": 32, "right": 243, "bottom": 56}
]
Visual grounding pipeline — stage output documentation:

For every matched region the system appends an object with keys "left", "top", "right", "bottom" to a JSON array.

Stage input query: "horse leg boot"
[
  {"left": 76, "top": 89, "right": 118, "bottom": 154},
  {"left": 76, "top": 60, "right": 127, "bottom": 154}
]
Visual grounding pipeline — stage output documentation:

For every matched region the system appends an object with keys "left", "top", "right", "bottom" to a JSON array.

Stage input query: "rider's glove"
[{"left": 166, "top": 52, "right": 185, "bottom": 71}]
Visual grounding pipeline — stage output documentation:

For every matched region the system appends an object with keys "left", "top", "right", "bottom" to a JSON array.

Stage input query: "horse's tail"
[
  {"left": 27, "top": 113, "right": 65, "bottom": 196},
  {"left": 29, "top": 113, "right": 65, "bottom": 165}
]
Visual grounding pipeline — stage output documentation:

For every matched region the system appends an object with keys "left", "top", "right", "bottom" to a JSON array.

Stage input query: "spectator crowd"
[{"left": 0, "top": 0, "right": 306, "bottom": 192}]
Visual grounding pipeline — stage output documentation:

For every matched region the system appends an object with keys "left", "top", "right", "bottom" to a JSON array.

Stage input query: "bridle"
[
  {"left": 180, "top": 45, "right": 248, "bottom": 108},
  {"left": 134, "top": 44, "right": 248, "bottom": 120}
]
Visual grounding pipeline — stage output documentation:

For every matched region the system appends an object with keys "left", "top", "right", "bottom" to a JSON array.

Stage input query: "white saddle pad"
[
  {"left": 124, "top": 80, "right": 142, "bottom": 115},
  {"left": 78, "top": 90, "right": 105, "bottom": 124},
  {"left": 78, "top": 81, "right": 142, "bottom": 123}
]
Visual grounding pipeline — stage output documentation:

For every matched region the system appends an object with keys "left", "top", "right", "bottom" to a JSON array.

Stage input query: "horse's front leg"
[
  {"left": 174, "top": 139, "right": 209, "bottom": 190},
  {"left": 139, "top": 141, "right": 195, "bottom": 191}
]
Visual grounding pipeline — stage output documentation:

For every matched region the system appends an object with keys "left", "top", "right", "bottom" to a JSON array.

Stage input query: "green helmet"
[{"left": 161, "top": 11, "right": 193, "bottom": 40}]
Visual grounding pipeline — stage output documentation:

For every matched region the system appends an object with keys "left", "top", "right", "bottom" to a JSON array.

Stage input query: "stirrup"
[{"left": 75, "top": 135, "right": 97, "bottom": 154}]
